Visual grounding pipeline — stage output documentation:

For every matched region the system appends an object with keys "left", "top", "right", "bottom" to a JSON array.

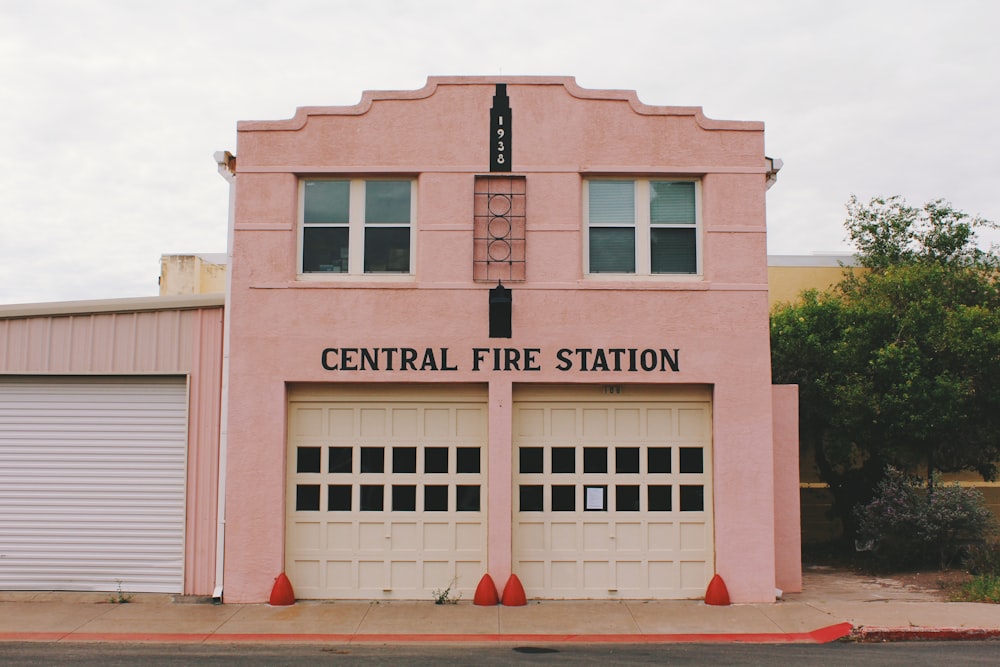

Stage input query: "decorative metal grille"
[{"left": 474, "top": 175, "right": 526, "bottom": 282}]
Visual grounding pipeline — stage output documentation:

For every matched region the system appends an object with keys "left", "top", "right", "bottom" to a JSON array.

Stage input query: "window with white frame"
[
  {"left": 302, "top": 179, "right": 414, "bottom": 274},
  {"left": 586, "top": 179, "right": 699, "bottom": 275}
]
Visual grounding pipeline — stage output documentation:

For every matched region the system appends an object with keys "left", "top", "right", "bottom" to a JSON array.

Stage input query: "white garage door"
[
  {"left": 286, "top": 385, "right": 487, "bottom": 600},
  {"left": 513, "top": 386, "right": 713, "bottom": 599},
  {"left": 0, "top": 376, "right": 188, "bottom": 593}
]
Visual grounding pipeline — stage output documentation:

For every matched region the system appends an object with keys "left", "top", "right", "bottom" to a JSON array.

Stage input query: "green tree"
[{"left": 771, "top": 196, "right": 1000, "bottom": 541}]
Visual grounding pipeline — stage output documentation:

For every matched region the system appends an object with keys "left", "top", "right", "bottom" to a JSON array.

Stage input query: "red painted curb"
[{"left": 0, "top": 623, "right": 855, "bottom": 645}]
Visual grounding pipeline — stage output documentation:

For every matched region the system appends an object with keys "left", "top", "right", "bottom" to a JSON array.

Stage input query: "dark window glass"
[
  {"left": 648, "top": 485, "right": 672, "bottom": 511},
  {"left": 364, "top": 228, "right": 410, "bottom": 273},
  {"left": 519, "top": 485, "right": 543, "bottom": 512},
  {"left": 648, "top": 447, "right": 671, "bottom": 473},
  {"left": 679, "top": 447, "right": 704, "bottom": 474},
  {"left": 295, "top": 484, "right": 320, "bottom": 511},
  {"left": 424, "top": 447, "right": 448, "bottom": 473},
  {"left": 519, "top": 447, "right": 543, "bottom": 473},
  {"left": 392, "top": 485, "right": 416, "bottom": 511},
  {"left": 651, "top": 228, "right": 697, "bottom": 274},
  {"left": 328, "top": 446, "right": 352, "bottom": 473},
  {"left": 424, "top": 485, "right": 448, "bottom": 511},
  {"left": 551, "top": 447, "right": 575, "bottom": 473},
  {"left": 393, "top": 447, "right": 417, "bottom": 473},
  {"left": 328, "top": 485, "right": 351, "bottom": 511},
  {"left": 360, "top": 447, "right": 384, "bottom": 473},
  {"left": 456, "top": 485, "right": 480, "bottom": 512},
  {"left": 583, "top": 447, "right": 607, "bottom": 473},
  {"left": 616, "top": 485, "right": 640, "bottom": 511},
  {"left": 616, "top": 447, "right": 639, "bottom": 474},
  {"left": 680, "top": 485, "right": 705, "bottom": 511},
  {"left": 304, "top": 180, "right": 350, "bottom": 222},
  {"left": 365, "top": 180, "right": 411, "bottom": 223},
  {"left": 296, "top": 447, "right": 320, "bottom": 473},
  {"left": 456, "top": 447, "right": 480, "bottom": 473},
  {"left": 589, "top": 227, "right": 636, "bottom": 273},
  {"left": 360, "top": 485, "right": 384, "bottom": 511},
  {"left": 302, "top": 227, "right": 349, "bottom": 273},
  {"left": 552, "top": 485, "right": 576, "bottom": 511}
]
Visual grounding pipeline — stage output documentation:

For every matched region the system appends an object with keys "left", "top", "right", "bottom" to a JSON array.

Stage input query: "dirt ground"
[{"left": 801, "top": 564, "right": 972, "bottom": 602}]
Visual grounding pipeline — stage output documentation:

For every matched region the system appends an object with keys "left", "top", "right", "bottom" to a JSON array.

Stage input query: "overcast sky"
[{"left": 1, "top": 0, "right": 997, "bottom": 304}]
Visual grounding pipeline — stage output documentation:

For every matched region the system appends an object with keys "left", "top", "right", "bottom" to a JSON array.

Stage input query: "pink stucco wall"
[
  {"left": 222, "top": 77, "right": 789, "bottom": 603},
  {"left": 773, "top": 384, "right": 803, "bottom": 593}
]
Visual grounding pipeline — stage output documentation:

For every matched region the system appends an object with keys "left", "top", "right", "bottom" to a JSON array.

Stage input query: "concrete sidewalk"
[{"left": 1, "top": 569, "right": 998, "bottom": 645}]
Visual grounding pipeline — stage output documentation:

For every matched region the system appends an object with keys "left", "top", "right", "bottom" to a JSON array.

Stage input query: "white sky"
[{"left": 1, "top": 0, "right": 998, "bottom": 304}]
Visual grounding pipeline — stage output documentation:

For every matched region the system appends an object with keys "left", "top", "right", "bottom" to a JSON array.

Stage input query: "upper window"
[
  {"left": 586, "top": 179, "right": 699, "bottom": 275},
  {"left": 301, "top": 179, "right": 414, "bottom": 275}
]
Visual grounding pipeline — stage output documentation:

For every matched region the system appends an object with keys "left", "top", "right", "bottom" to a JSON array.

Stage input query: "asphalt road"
[{"left": 2, "top": 641, "right": 1000, "bottom": 666}]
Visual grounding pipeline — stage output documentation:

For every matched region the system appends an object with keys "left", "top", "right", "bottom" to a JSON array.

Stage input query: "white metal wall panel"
[{"left": 0, "top": 376, "right": 188, "bottom": 593}]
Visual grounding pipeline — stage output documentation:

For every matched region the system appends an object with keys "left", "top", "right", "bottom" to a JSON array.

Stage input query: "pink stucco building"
[{"left": 219, "top": 77, "right": 799, "bottom": 604}]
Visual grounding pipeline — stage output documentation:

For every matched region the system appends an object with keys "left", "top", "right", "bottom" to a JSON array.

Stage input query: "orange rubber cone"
[
  {"left": 269, "top": 572, "right": 295, "bottom": 606},
  {"left": 473, "top": 573, "right": 500, "bottom": 606},
  {"left": 500, "top": 573, "right": 527, "bottom": 606},
  {"left": 704, "top": 573, "right": 730, "bottom": 606}
]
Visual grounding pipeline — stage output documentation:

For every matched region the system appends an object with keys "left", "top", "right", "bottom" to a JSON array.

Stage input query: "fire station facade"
[
  {"left": 221, "top": 77, "right": 798, "bottom": 604},
  {"left": 0, "top": 77, "right": 799, "bottom": 604}
]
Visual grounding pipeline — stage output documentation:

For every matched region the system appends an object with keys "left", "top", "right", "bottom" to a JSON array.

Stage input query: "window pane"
[
  {"left": 424, "top": 485, "right": 448, "bottom": 511},
  {"left": 589, "top": 180, "right": 634, "bottom": 223},
  {"left": 679, "top": 447, "right": 704, "bottom": 473},
  {"left": 329, "top": 447, "right": 352, "bottom": 473},
  {"left": 519, "top": 447, "right": 543, "bottom": 474},
  {"left": 616, "top": 485, "right": 640, "bottom": 511},
  {"left": 680, "top": 485, "right": 705, "bottom": 511},
  {"left": 328, "top": 485, "right": 352, "bottom": 511},
  {"left": 650, "top": 182, "right": 695, "bottom": 224},
  {"left": 424, "top": 447, "right": 448, "bottom": 473},
  {"left": 519, "top": 485, "right": 543, "bottom": 512},
  {"left": 583, "top": 447, "right": 607, "bottom": 473},
  {"left": 365, "top": 181, "right": 411, "bottom": 223},
  {"left": 392, "top": 485, "right": 416, "bottom": 511},
  {"left": 456, "top": 447, "right": 480, "bottom": 473},
  {"left": 360, "top": 447, "right": 384, "bottom": 473},
  {"left": 651, "top": 228, "right": 697, "bottom": 274},
  {"left": 648, "top": 485, "right": 672, "bottom": 511},
  {"left": 589, "top": 227, "right": 635, "bottom": 273},
  {"left": 296, "top": 447, "right": 320, "bottom": 473},
  {"left": 456, "top": 485, "right": 480, "bottom": 511},
  {"left": 616, "top": 447, "right": 639, "bottom": 474},
  {"left": 551, "top": 485, "right": 575, "bottom": 511},
  {"left": 364, "top": 227, "right": 410, "bottom": 272},
  {"left": 393, "top": 447, "right": 417, "bottom": 473},
  {"left": 303, "top": 227, "right": 349, "bottom": 273},
  {"left": 551, "top": 447, "right": 575, "bottom": 473},
  {"left": 648, "top": 447, "right": 671, "bottom": 473},
  {"left": 360, "top": 485, "right": 384, "bottom": 511},
  {"left": 295, "top": 485, "right": 320, "bottom": 511},
  {"left": 304, "top": 180, "right": 349, "bottom": 223}
]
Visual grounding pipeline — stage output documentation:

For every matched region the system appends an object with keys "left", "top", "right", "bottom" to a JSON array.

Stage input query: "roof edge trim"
[{"left": 0, "top": 293, "right": 226, "bottom": 320}]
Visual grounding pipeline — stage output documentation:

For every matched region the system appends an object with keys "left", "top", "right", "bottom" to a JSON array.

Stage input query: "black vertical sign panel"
[{"left": 490, "top": 84, "right": 511, "bottom": 172}]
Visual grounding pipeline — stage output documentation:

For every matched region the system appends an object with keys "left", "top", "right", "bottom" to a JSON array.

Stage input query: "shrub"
[
  {"left": 963, "top": 542, "right": 1000, "bottom": 576},
  {"left": 854, "top": 467, "right": 997, "bottom": 569}
]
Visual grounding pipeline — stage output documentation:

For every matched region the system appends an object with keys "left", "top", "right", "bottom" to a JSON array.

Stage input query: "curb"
[
  {"left": 0, "top": 623, "right": 854, "bottom": 645},
  {"left": 850, "top": 626, "right": 1000, "bottom": 643}
]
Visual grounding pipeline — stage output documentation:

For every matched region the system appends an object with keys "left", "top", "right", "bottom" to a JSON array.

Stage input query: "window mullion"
[
  {"left": 635, "top": 180, "right": 651, "bottom": 275},
  {"left": 348, "top": 180, "right": 366, "bottom": 274}
]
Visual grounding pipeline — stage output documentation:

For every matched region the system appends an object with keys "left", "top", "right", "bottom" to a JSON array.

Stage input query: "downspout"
[{"left": 212, "top": 150, "right": 236, "bottom": 602}]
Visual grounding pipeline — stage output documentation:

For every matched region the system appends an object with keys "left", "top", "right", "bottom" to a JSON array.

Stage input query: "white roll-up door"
[{"left": 0, "top": 376, "right": 188, "bottom": 593}]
